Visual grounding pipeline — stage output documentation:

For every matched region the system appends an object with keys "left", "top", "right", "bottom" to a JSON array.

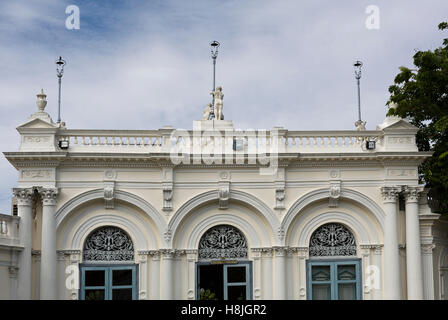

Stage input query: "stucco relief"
[
  {"left": 20, "top": 169, "right": 53, "bottom": 180},
  {"left": 387, "top": 169, "right": 417, "bottom": 177},
  {"left": 387, "top": 137, "right": 413, "bottom": 144},
  {"left": 24, "top": 136, "right": 51, "bottom": 143}
]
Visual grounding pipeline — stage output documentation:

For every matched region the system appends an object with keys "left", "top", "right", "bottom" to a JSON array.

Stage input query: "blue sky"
[{"left": 0, "top": 0, "right": 447, "bottom": 213}]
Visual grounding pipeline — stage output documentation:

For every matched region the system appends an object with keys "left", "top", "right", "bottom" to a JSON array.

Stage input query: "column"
[
  {"left": 186, "top": 250, "right": 197, "bottom": 300},
  {"left": 380, "top": 186, "right": 401, "bottom": 299},
  {"left": 262, "top": 249, "right": 273, "bottom": 299},
  {"left": 421, "top": 244, "right": 436, "bottom": 300},
  {"left": 57, "top": 251, "right": 66, "bottom": 299},
  {"left": 251, "top": 249, "right": 262, "bottom": 300},
  {"left": 39, "top": 188, "right": 58, "bottom": 300},
  {"left": 297, "top": 248, "right": 308, "bottom": 300},
  {"left": 372, "top": 245, "right": 383, "bottom": 300},
  {"left": 67, "top": 250, "right": 81, "bottom": 300},
  {"left": 403, "top": 186, "right": 424, "bottom": 300},
  {"left": 138, "top": 251, "right": 149, "bottom": 300},
  {"left": 149, "top": 251, "right": 160, "bottom": 299},
  {"left": 273, "top": 247, "right": 286, "bottom": 300},
  {"left": 360, "top": 245, "right": 372, "bottom": 300},
  {"left": 160, "top": 250, "right": 174, "bottom": 299},
  {"left": 13, "top": 188, "right": 34, "bottom": 300}
]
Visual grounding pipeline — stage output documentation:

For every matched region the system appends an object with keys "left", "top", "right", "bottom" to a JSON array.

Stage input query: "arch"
[
  {"left": 168, "top": 190, "right": 280, "bottom": 247},
  {"left": 55, "top": 189, "right": 166, "bottom": 233},
  {"left": 282, "top": 187, "right": 385, "bottom": 242},
  {"left": 69, "top": 213, "right": 150, "bottom": 253},
  {"left": 181, "top": 213, "right": 264, "bottom": 249}
]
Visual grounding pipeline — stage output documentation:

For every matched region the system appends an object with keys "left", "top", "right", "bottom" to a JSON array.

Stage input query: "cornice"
[{"left": 3, "top": 150, "right": 431, "bottom": 170}]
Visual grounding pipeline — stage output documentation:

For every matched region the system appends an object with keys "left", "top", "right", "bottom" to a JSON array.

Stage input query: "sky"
[{"left": 0, "top": 0, "right": 447, "bottom": 213}]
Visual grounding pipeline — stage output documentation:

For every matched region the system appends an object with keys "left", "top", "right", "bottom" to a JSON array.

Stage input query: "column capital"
[
  {"left": 272, "top": 246, "right": 288, "bottom": 257},
  {"left": 39, "top": 188, "right": 59, "bottom": 206},
  {"left": 8, "top": 266, "right": 19, "bottom": 279},
  {"left": 13, "top": 188, "right": 34, "bottom": 206},
  {"left": 402, "top": 186, "right": 424, "bottom": 203},
  {"left": 380, "top": 186, "right": 401, "bottom": 202},
  {"left": 421, "top": 243, "right": 436, "bottom": 255},
  {"left": 159, "top": 249, "right": 175, "bottom": 259}
]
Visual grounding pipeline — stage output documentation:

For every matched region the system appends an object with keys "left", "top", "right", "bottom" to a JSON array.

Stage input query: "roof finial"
[{"left": 36, "top": 89, "right": 47, "bottom": 112}]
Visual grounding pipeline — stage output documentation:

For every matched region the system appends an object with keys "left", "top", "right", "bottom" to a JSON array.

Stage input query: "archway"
[
  {"left": 79, "top": 226, "right": 138, "bottom": 300},
  {"left": 307, "top": 223, "right": 362, "bottom": 300},
  {"left": 196, "top": 225, "right": 252, "bottom": 300}
]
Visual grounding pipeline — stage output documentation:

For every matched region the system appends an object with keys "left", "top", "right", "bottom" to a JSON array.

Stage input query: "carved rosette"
[
  {"left": 39, "top": 188, "right": 58, "bottom": 206},
  {"left": 402, "top": 186, "right": 423, "bottom": 203},
  {"left": 380, "top": 186, "right": 400, "bottom": 203},
  {"left": 13, "top": 188, "right": 34, "bottom": 206}
]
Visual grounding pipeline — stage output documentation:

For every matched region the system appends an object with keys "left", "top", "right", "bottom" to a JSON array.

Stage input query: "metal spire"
[
  {"left": 55, "top": 56, "right": 67, "bottom": 124},
  {"left": 209, "top": 41, "right": 220, "bottom": 120}
]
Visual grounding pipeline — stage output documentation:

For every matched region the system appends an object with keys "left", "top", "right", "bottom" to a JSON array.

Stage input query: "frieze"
[
  {"left": 387, "top": 169, "right": 417, "bottom": 177},
  {"left": 20, "top": 169, "right": 53, "bottom": 180},
  {"left": 387, "top": 137, "right": 413, "bottom": 144},
  {"left": 24, "top": 136, "right": 51, "bottom": 143}
]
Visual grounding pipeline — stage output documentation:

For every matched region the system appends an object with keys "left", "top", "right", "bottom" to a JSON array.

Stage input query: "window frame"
[
  {"left": 306, "top": 259, "right": 362, "bottom": 300},
  {"left": 79, "top": 264, "right": 138, "bottom": 300}
]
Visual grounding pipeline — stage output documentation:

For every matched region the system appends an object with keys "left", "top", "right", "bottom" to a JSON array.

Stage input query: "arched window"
[
  {"left": 309, "top": 223, "right": 356, "bottom": 257},
  {"left": 198, "top": 225, "right": 248, "bottom": 260},
  {"left": 83, "top": 226, "right": 134, "bottom": 262},
  {"left": 307, "top": 223, "right": 361, "bottom": 300}
]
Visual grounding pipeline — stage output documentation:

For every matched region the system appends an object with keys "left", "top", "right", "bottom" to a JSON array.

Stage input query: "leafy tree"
[{"left": 387, "top": 22, "right": 448, "bottom": 214}]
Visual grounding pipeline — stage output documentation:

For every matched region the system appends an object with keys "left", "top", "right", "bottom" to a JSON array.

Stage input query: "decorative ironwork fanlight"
[
  {"left": 83, "top": 226, "right": 134, "bottom": 262},
  {"left": 198, "top": 225, "right": 248, "bottom": 260},
  {"left": 309, "top": 223, "right": 357, "bottom": 257}
]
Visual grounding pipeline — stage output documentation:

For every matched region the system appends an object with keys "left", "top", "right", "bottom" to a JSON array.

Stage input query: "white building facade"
[{"left": 1, "top": 90, "right": 448, "bottom": 300}]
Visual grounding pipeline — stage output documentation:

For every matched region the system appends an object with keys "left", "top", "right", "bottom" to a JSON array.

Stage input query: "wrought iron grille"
[
  {"left": 309, "top": 223, "right": 356, "bottom": 257},
  {"left": 83, "top": 226, "right": 134, "bottom": 261},
  {"left": 198, "top": 225, "right": 248, "bottom": 260}
]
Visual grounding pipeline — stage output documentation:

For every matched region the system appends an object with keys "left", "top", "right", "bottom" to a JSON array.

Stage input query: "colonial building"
[{"left": 1, "top": 88, "right": 447, "bottom": 300}]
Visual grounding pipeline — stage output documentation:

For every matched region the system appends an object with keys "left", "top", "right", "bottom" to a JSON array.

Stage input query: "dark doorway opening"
[
  {"left": 197, "top": 262, "right": 251, "bottom": 300},
  {"left": 198, "top": 264, "right": 223, "bottom": 300}
]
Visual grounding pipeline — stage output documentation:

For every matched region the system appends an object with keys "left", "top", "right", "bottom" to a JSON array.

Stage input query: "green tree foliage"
[{"left": 388, "top": 22, "right": 448, "bottom": 214}]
